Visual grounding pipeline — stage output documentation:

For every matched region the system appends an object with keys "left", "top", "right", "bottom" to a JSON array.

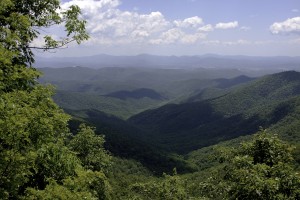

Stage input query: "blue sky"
[{"left": 37, "top": 0, "right": 300, "bottom": 57}]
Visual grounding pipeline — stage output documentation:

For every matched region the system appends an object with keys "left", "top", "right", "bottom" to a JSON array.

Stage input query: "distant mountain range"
[
  {"left": 104, "top": 88, "right": 165, "bottom": 100},
  {"left": 40, "top": 64, "right": 300, "bottom": 172},
  {"left": 35, "top": 54, "right": 300, "bottom": 71}
]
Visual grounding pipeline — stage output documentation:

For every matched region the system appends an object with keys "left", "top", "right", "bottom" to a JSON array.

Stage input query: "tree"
[
  {"left": 25, "top": 169, "right": 112, "bottom": 200},
  {"left": 0, "top": 0, "right": 88, "bottom": 92},
  {"left": 0, "top": 1, "right": 112, "bottom": 199},
  {"left": 68, "top": 124, "right": 111, "bottom": 172},
  {"left": 200, "top": 130, "right": 300, "bottom": 200},
  {"left": 130, "top": 169, "right": 189, "bottom": 200},
  {"left": 0, "top": 86, "right": 73, "bottom": 197}
]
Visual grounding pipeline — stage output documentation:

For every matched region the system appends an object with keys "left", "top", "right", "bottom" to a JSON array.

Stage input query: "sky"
[{"left": 35, "top": 0, "right": 300, "bottom": 57}]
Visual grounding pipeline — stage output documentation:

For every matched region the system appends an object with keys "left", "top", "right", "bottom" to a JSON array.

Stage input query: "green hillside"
[
  {"left": 105, "top": 88, "right": 165, "bottom": 100},
  {"left": 66, "top": 109, "right": 195, "bottom": 174},
  {"left": 40, "top": 67, "right": 255, "bottom": 98},
  {"left": 54, "top": 70, "right": 300, "bottom": 173},
  {"left": 40, "top": 68, "right": 300, "bottom": 196},
  {"left": 212, "top": 71, "right": 300, "bottom": 116},
  {"left": 129, "top": 71, "right": 300, "bottom": 153},
  {"left": 52, "top": 70, "right": 300, "bottom": 157},
  {"left": 53, "top": 90, "right": 166, "bottom": 119},
  {"left": 44, "top": 67, "right": 257, "bottom": 120}
]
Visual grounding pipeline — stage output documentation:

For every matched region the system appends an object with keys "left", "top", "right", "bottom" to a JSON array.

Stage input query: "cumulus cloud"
[
  {"left": 31, "top": 35, "right": 47, "bottom": 47},
  {"left": 149, "top": 28, "right": 205, "bottom": 45},
  {"left": 181, "top": 33, "right": 206, "bottom": 44},
  {"left": 270, "top": 17, "right": 300, "bottom": 34},
  {"left": 60, "top": 0, "right": 210, "bottom": 46},
  {"left": 61, "top": 0, "right": 120, "bottom": 16},
  {"left": 215, "top": 21, "right": 239, "bottom": 29},
  {"left": 198, "top": 24, "right": 214, "bottom": 32},
  {"left": 223, "top": 39, "right": 251, "bottom": 45},
  {"left": 62, "top": 0, "right": 172, "bottom": 44},
  {"left": 59, "top": 0, "right": 252, "bottom": 47},
  {"left": 151, "top": 28, "right": 183, "bottom": 44},
  {"left": 174, "top": 16, "right": 203, "bottom": 28}
]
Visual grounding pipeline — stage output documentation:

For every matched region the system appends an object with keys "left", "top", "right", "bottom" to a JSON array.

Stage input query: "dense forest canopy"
[{"left": 0, "top": 0, "right": 111, "bottom": 199}]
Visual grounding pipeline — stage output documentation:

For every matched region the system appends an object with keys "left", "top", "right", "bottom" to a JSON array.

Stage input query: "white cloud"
[
  {"left": 174, "top": 16, "right": 203, "bottom": 28},
  {"left": 181, "top": 33, "right": 206, "bottom": 44},
  {"left": 201, "top": 40, "right": 221, "bottom": 45},
  {"left": 222, "top": 39, "right": 250, "bottom": 46},
  {"left": 138, "top": 12, "right": 170, "bottom": 34},
  {"left": 31, "top": 35, "right": 47, "bottom": 47},
  {"left": 201, "top": 39, "right": 252, "bottom": 46},
  {"left": 61, "top": 0, "right": 120, "bottom": 16},
  {"left": 198, "top": 24, "right": 214, "bottom": 32},
  {"left": 60, "top": 0, "right": 211, "bottom": 46},
  {"left": 61, "top": 0, "right": 171, "bottom": 45},
  {"left": 215, "top": 21, "right": 239, "bottom": 29},
  {"left": 60, "top": 0, "right": 254, "bottom": 48},
  {"left": 150, "top": 28, "right": 206, "bottom": 45},
  {"left": 158, "top": 28, "right": 183, "bottom": 44},
  {"left": 131, "top": 30, "right": 150, "bottom": 38},
  {"left": 270, "top": 17, "right": 300, "bottom": 34},
  {"left": 201, "top": 39, "right": 298, "bottom": 47},
  {"left": 292, "top": 9, "right": 299, "bottom": 13}
]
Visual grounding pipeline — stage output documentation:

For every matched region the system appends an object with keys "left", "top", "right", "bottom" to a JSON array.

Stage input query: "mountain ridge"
[
  {"left": 36, "top": 54, "right": 300, "bottom": 71},
  {"left": 128, "top": 71, "right": 300, "bottom": 153},
  {"left": 104, "top": 88, "right": 165, "bottom": 100}
]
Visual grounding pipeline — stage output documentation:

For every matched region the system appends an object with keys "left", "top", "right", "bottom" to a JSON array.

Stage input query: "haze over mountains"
[{"left": 36, "top": 54, "right": 300, "bottom": 71}]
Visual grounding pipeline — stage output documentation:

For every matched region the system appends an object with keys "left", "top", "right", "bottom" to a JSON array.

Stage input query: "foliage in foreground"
[
  {"left": 129, "top": 169, "right": 189, "bottom": 200},
  {"left": 0, "top": 0, "right": 112, "bottom": 199},
  {"left": 199, "top": 130, "right": 300, "bottom": 200}
]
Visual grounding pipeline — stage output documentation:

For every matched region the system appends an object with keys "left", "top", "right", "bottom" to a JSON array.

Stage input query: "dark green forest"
[{"left": 1, "top": 0, "right": 300, "bottom": 199}]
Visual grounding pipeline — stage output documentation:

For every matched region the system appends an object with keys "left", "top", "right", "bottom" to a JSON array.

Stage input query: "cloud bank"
[
  {"left": 270, "top": 17, "right": 300, "bottom": 34},
  {"left": 215, "top": 21, "right": 239, "bottom": 29},
  {"left": 60, "top": 0, "right": 238, "bottom": 46}
]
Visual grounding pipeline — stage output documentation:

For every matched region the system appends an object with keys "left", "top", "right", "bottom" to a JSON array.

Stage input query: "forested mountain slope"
[
  {"left": 53, "top": 90, "right": 165, "bottom": 119},
  {"left": 41, "top": 67, "right": 257, "bottom": 119},
  {"left": 129, "top": 71, "right": 300, "bottom": 153},
  {"left": 42, "top": 67, "right": 300, "bottom": 173},
  {"left": 48, "top": 70, "right": 265, "bottom": 172},
  {"left": 66, "top": 109, "right": 194, "bottom": 174},
  {"left": 105, "top": 88, "right": 165, "bottom": 100},
  {"left": 39, "top": 66, "right": 256, "bottom": 97}
]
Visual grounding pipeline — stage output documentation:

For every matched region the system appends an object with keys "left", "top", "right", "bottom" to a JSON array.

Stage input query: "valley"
[{"left": 39, "top": 56, "right": 300, "bottom": 177}]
